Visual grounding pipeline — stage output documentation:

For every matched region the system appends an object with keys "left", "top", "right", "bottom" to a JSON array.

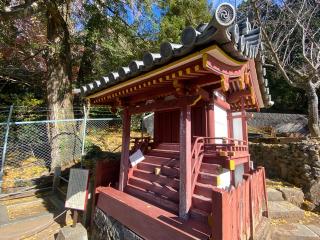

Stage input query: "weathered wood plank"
[
  {"left": 179, "top": 104, "right": 192, "bottom": 219},
  {"left": 118, "top": 108, "right": 131, "bottom": 191},
  {"left": 96, "top": 187, "right": 210, "bottom": 240}
]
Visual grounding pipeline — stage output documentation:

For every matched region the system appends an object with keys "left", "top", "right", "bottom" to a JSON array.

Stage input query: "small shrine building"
[{"left": 79, "top": 3, "right": 271, "bottom": 240}]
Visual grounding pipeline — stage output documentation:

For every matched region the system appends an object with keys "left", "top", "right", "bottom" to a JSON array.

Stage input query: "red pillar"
[
  {"left": 227, "top": 111, "right": 233, "bottom": 139},
  {"left": 241, "top": 98, "right": 248, "bottom": 143},
  {"left": 179, "top": 104, "right": 192, "bottom": 219},
  {"left": 119, "top": 107, "right": 131, "bottom": 191},
  {"left": 207, "top": 102, "right": 215, "bottom": 142}
]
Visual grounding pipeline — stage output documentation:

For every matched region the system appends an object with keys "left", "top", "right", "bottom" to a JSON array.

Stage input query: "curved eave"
[{"left": 86, "top": 45, "right": 246, "bottom": 101}]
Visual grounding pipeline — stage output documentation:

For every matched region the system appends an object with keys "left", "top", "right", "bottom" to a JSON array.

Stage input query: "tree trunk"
[
  {"left": 306, "top": 81, "right": 320, "bottom": 137},
  {"left": 46, "top": 2, "right": 75, "bottom": 170}
]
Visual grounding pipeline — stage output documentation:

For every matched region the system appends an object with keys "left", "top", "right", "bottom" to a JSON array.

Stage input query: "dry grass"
[
  {"left": 2, "top": 157, "right": 49, "bottom": 190},
  {"left": 86, "top": 128, "right": 147, "bottom": 152}
]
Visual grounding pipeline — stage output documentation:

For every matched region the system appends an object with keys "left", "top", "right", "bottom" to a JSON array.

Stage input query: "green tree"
[
  {"left": 0, "top": 0, "right": 157, "bottom": 169},
  {"left": 158, "top": 0, "right": 212, "bottom": 43}
]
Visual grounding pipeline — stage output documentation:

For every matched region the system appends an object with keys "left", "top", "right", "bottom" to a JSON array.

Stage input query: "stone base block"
[
  {"left": 268, "top": 201, "right": 304, "bottom": 220},
  {"left": 272, "top": 223, "right": 320, "bottom": 240},
  {"left": 56, "top": 223, "right": 88, "bottom": 240},
  {"left": 267, "top": 188, "right": 284, "bottom": 201},
  {"left": 92, "top": 208, "right": 143, "bottom": 240}
]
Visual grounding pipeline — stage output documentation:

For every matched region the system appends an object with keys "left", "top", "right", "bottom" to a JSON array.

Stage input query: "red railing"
[
  {"left": 191, "top": 137, "right": 205, "bottom": 191},
  {"left": 211, "top": 167, "right": 268, "bottom": 240},
  {"left": 200, "top": 137, "right": 248, "bottom": 156}
]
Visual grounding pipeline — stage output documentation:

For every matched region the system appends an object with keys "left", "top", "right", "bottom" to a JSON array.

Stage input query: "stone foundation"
[
  {"left": 92, "top": 207, "right": 143, "bottom": 240},
  {"left": 249, "top": 138, "right": 320, "bottom": 207}
]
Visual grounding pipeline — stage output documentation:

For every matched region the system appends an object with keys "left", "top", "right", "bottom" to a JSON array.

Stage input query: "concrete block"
[
  {"left": 0, "top": 205, "right": 8, "bottom": 226},
  {"left": 272, "top": 223, "right": 319, "bottom": 240},
  {"left": 268, "top": 201, "right": 304, "bottom": 220},
  {"left": 267, "top": 188, "right": 284, "bottom": 201},
  {"left": 56, "top": 223, "right": 88, "bottom": 240}
]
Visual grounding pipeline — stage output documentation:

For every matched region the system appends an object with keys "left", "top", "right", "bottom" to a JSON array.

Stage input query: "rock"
[
  {"left": 92, "top": 208, "right": 143, "bottom": 240},
  {"left": 272, "top": 224, "right": 320, "bottom": 240},
  {"left": 267, "top": 188, "right": 284, "bottom": 201},
  {"left": 56, "top": 223, "right": 88, "bottom": 240},
  {"left": 268, "top": 201, "right": 305, "bottom": 220},
  {"left": 307, "top": 180, "right": 320, "bottom": 206},
  {"left": 277, "top": 187, "right": 305, "bottom": 207}
]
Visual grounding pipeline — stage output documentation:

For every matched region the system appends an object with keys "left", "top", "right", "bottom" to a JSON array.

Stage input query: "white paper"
[{"left": 129, "top": 149, "right": 145, "bottom": 167}]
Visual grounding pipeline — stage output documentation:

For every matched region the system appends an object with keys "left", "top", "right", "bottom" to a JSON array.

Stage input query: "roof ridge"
[{"left": 77, "top": 2, "right": 272, "bottom": 108}]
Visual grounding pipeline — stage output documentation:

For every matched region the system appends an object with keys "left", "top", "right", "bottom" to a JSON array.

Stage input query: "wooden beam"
[
  {"left": 227, "top": 89, "right": 251, "bottom": 104},
  {"left": 126, "top": 86, "right": 176, "bottom": 105},
  {"left": 203, "top": 53, "right": 244, "bottom": 78},
  {"left": 179, "top": 104, "right": 192, "bottom": 219},
  {"left": 128, "top": 96, "right": 199, "bottom": 115},
  {"left": 119, "top": 108, "right": 131, "bottom": 191}
]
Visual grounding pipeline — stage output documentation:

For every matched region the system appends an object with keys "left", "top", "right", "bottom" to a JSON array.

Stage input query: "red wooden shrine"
[{"left": 79, "top": 3, "right": 271, "bottom": 240}]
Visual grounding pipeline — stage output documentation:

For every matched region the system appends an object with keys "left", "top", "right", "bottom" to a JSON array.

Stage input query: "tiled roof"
[{"left": 78, "top": 3, "right": 273, "bottom": 108}]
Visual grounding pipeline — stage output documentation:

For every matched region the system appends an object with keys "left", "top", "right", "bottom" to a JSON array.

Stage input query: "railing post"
[
  {"left": 0, "top": 105, "right": 13, "bottom": 194},
  {"left": 258, "top": 166, "right": 269, "bottom": 217},
  {"left": 243, "top": 173, "right": 254, "bottom": 238},
  {"left": 212, "top": 188, "right": 231, "bottom": 240}
]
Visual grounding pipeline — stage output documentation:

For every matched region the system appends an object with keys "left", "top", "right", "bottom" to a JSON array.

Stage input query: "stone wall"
[
  {"left": 249, "top": 138, "right": 320, "bottom": 206},
  {"left": 92, "top": 208, "right": 143, "bottom": 240}
]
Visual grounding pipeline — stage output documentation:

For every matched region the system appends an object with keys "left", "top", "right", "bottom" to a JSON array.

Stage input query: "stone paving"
[
  {"left": 0, "top": 192, "right": 71, "bottom": 240},
  {"left": 267, "top": 182, "right": 320, "bottom": 240}
]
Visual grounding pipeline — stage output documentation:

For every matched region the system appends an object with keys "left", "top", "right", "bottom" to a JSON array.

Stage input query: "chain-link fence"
[{"left": 0, "top": 106, "right": 122, "bottom": 193}]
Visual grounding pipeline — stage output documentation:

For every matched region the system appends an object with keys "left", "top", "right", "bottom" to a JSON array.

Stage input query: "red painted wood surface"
[
  {"left": 211, "top": 167, "right": 268, "bottom": 240},
  {"left": 119, "top": 108, "right": 131, "bottom": 191},
  {"left": 91, "top": 160, "right": 120, "bottom": 227},
  {"left": 153, "top": 103, "right": 207, "bottom": 144},
  {"left": 154, "top": 110, "right": 180, "bottom": 143},
  {"left": 179, "top": 104, "right": 192, "bottom": 219},
  {"left": 96, "top": 186, "right": 210, "bottom": 240}
]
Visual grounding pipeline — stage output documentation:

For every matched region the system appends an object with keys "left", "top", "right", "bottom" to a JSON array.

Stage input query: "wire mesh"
[{"left": 0, "top": 106, "right": 121, "bottom": 193}]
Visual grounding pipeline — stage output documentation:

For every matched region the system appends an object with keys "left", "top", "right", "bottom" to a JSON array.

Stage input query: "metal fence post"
[
  {"left": 81, "top": 105, "right": 88, "bottom": 167},
  {"left": 0, "top": 105, "right": 13, "bottom": 193}
]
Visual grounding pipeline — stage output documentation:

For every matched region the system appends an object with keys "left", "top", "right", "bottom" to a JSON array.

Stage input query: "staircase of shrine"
[{"left": 124, "top": 139, "right": 246, "bottom": 224}]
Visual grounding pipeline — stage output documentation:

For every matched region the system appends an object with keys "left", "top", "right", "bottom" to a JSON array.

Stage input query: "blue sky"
[{"left": 126, "top": 0, "right": 245, "bottom": 25}]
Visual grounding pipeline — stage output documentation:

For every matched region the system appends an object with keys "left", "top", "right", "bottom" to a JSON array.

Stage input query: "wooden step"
[
  {"left": 137, "top": 162, "right": 180, "bottom": 178},
  {"left": 144, "top": 155, "right": 179, "bottom": 168},
  {"left": 128, "top": 176, "right": 179, "bottom": 203},
  {"left": 157, "top": 143, "right": 180, "bottom": 151},
  {"left": 125, "top": 184, "right": 179, "bottom": 214},
  {"left": 200, "top": 163, "right": 223, "bottom": 174},
  {"left": 197, "top": 172, "right": 219, "bottom": 186},
  {"left": 132, "top": 169, "right": 180, "bottom": 190},
  {"left": 192, "top": 194, "right": 212, "bottom": 212},
  {"left": 148, "top": 149, "right": 180, "bottom": 158},
  {"left": 96, "top": 187, "right": 211, "bottom": 240},
  {"left": 194, "top": 182, "right": 213, "bottom": 199},
  {"left": 190, "top": 208, "right": 210, "bottom": 224}
]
